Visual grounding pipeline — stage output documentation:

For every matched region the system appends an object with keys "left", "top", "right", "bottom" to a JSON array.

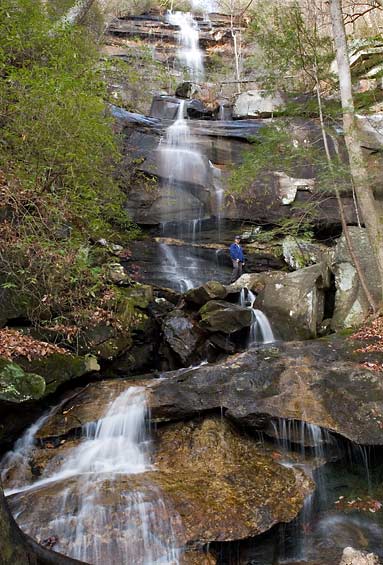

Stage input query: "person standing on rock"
[{"left": 229, "top": 235, "right": 245, "bottom": 283}]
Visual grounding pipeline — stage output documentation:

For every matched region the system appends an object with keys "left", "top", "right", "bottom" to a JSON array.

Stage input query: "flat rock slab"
[
  {"left": 37, "top": 337, "right": 383, "bottom": 446},
  {"left": 148, "top": 338, "right": 383, "bottom": 445}
]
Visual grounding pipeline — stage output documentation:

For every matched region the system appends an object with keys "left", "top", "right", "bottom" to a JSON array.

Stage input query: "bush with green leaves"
[{"left": 0, "top": 0, "right": 138, "bottom": 325}]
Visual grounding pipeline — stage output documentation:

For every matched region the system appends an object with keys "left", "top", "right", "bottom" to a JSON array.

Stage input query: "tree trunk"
[
  {"left": 314, "top": 75, "right": 378, "bottom": 313},
  {"left": 60, "top": 0, "right": 96, "bottom": 26},
  {"left": 0, "top": 485, "right": 84, "bottom": 565},
  {"left": 329, "top": 0, "right": 383, "bottom": 307}
]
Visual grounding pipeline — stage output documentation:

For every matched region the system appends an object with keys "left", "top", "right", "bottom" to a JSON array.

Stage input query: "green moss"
[
  {"left": 0, "top": 357, "right": 45, "bottom": 402},
  {"left": 17, "top": 353, "right": 99, "bottom": 395}
]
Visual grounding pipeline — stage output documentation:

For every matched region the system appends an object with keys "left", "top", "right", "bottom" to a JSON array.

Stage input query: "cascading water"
[
  {"left": 3, "top": 387, "right": 182, "bottom": 564},
  {"left": 269, "top": 418, "right": 335, "bottom": 561},
  {"left": 167, "top": 11, "right": 204, "bottom": 81},
  {"left": 239, "top": 288, "right": 275, "bottom": 345},
  {"left": 158, "top": 96, "right": 214, "bottom": 290}
]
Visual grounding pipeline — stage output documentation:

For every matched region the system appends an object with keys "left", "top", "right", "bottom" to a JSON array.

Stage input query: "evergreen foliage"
[{"left": 0, "top": 0, "right": 137, "bottom": 324}]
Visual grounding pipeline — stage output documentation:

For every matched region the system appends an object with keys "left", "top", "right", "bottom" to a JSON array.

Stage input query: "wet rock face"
[
  {"left": 149, "top": 339, "right": 383, "bottom": 446},
  {"left": 7, "top": 417, "right": 313, "bottom": 554},
  {"left": 35, "top": 338, "right": 383, "bottom": 446},
  {"left": 118, "top": 108, "right": 358, "bottom": 229}
]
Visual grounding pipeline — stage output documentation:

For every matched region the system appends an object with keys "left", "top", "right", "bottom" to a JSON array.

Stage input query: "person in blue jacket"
[{"left": 229, "top": 235, "right": 245, "bottom": 283}]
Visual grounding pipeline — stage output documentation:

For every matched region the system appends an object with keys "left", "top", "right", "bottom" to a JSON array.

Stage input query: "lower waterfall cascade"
[{"left": 2, "top": 388, "right": 182, "bottom": 565}]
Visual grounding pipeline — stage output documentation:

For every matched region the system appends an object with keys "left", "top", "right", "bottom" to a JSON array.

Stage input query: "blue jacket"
[{"left": 229, "top": 243, "right": 244, "bottom": 262}]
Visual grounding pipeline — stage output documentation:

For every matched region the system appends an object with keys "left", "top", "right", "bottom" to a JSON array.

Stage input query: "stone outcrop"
[
  {"left": 233, "top": 89, "right": 286, "bottom": 118},
  {"left": 116, "top": 106, "right": 358, "bottom": 228},
  {"left": 7, "top": 416, "right": 313, "bottom": 554}
]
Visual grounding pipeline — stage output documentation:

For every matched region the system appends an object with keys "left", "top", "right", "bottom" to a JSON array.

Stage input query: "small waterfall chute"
[{"left": 239, "top": 288, "right": 275, "bottom": 345}]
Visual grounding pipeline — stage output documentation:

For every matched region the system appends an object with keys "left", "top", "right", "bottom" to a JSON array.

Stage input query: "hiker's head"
[{"left": 234, "top": 235, "right": 241, "bottom": 243}]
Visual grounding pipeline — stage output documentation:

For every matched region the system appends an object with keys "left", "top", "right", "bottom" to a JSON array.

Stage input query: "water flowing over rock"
[
  {"left": 6, "top": 387, "right": 183, "bottom": 564},
  {"left": 167, "top": 12, "right": 204, "bottom": 82},
  {"left": 4, "top": 407, "right": 315, "bottom": 558},
  {"left": 33, "top": 337, "right": 383, "bottom": 447}
]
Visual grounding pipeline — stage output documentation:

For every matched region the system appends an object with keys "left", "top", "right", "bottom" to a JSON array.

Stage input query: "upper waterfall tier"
[{"left": 167, "top": 11, "right": 204, "bottom": 81}]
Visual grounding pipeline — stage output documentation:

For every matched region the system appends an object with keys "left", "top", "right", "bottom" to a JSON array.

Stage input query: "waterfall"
[
  {"left": 239, "top": 288, "right": 275, "bottom": 345},
  {"left": 167, "top": 11, "right": 204, "bottom": 81},
  {"left": 158, "top": 98, "right": 211, "bottom": 290},
  {"left": 1, "top": 411, "right": 51, "bottom": 490},
  {"left": 159, "top": 100, "right": 207, "bottom": 191},
  {"left": 4, "top": 387, "right": 182, "bottom": 564}
]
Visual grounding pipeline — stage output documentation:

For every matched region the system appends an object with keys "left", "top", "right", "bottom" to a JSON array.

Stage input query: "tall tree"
[
  {"left": 247, "top": 1, "right": 378, "bottom": 312},
  {"left": 329, "top": 0, "right": 383, "bottom": 308}
]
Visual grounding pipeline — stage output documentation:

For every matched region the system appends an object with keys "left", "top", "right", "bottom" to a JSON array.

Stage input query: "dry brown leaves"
[
  {"left": 0, "top": 329, "right": 69, "bottom": 362},
  {"left": 334, "top": 495, "right": 382, "bottom": 513},
  {"left": 349, "top": 316, "right": 383, "bottom": 372}
]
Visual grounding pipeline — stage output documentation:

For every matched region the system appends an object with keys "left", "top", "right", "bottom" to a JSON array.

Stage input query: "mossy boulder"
[
  {"left": 199, "top": 300, "right": 252, "bottom": 334},
  {"left": 16, "top": 353, "right": 99, "bottom": 396},
  {"left": 0, "top": 358, "right": 45, "bottom": 402}
]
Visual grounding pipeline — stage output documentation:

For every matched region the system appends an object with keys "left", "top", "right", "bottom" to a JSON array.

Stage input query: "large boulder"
[
  {"left": 184, "top": 280, "right": 227, "bottom": 306},
  {"left": 331, "top": 227, "right": 382, "bottom": 330},
  {"left": 8, "top": 416, "right": 313, "bottom": 555},
  {"left": 233, "top": 90, "right": 286, "bottom": 118},
  {"left": 36, "top": 337, "right": 383, "bottom": 446},
  {"left": 199, "top": 300, "right": 252, "bottom": 333},
  {"left": 255, "top": 263, "right": 330, "bottom": 339}
]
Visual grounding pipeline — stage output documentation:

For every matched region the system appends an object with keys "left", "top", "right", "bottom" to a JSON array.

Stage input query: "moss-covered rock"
[
  {"left": 16, "top": 353, "right": 99, "bottom": 396},
  {"left": 0, "top": 358, "right": 45, "bottom": 402}
]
